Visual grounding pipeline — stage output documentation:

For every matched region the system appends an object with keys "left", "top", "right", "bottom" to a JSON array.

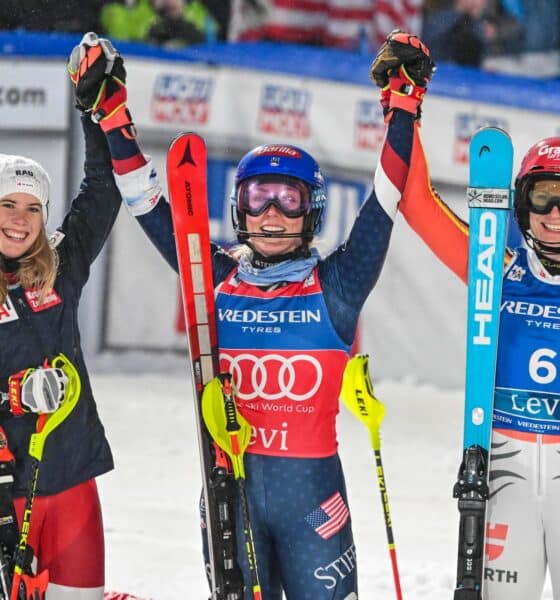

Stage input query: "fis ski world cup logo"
[
  {"left": 454, "top": 113, "right": 509, "bottom": 165},
  {"left": 151, "top": 74, "right": 213, "bottom": 125},
  {"left": 257, "top": 84, "right": 311, "bottom": 139}
]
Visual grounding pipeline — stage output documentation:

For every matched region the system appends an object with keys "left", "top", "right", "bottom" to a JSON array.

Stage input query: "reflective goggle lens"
[
  {"left": 238, "top": 176, "right": 311, "bottom": 218},
  {"left": 528, "top": 181, "right": 560, "bottom": 214}
]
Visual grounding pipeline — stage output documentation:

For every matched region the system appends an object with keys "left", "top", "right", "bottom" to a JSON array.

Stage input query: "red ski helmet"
[{"left": 514, "top": 137, "right": 560, "bottom": 237}]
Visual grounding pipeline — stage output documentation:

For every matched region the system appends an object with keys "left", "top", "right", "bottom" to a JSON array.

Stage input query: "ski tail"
[
  {"left": 166, "top": 133, "right": 244, "bottom": 599},
  {"left": 202, "top": 374, "right": 262, "bottom": 600},
  {"left": 453, "top": 127, "right": 513, "bottom": 599}
]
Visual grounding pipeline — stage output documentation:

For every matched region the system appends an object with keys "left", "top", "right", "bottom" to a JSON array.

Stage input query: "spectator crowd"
[{"left": 0, "top": 0, "right": 558, "bottom": 70}]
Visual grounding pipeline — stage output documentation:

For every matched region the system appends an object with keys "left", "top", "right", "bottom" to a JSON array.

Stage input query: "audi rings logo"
[{"left": 220, "top": 353, "right": 323, "bottom": 401}]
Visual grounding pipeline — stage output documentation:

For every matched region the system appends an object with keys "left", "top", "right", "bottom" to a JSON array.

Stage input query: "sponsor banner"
[
  {"left": 126, "top": 57, "right": 560, "bottom": 186},
  {"left": 422, "top": 98, "right": 557, "bottom": 184},
  {"left": 354, "top": 99, "right": 385, "bottom": 154},
  {"left": 0, "top": 60, "right": 69, "bottom": 130}
]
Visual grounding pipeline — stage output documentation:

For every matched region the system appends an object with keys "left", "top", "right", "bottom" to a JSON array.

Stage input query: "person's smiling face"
[
  {"left": 528, "top": 180, "right": 560, "bottom": 260},
  {"left": 0, "top": 192, "right": 43, "bottom": 259},
  {"left": 243, "top": 180, "right": 306, "bottom": 256}
]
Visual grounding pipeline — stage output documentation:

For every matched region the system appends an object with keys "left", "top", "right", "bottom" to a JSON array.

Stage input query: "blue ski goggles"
[
  {"left": 237, "top": 175, "right": 312, "bottom": 218},
  {"left": 528, "top": 181, "right": 560, "bottom": 214}
]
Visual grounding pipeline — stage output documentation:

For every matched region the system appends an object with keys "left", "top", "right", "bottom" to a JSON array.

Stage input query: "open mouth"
[
  {"left": 543, "top": 223, "right": 560, "bottom": 232},
  {"left": 260, "top": 225, "right": 286, "bottom": 234},
  {"left": 2, "top": 229, "right": 28, "bottom": 241}
]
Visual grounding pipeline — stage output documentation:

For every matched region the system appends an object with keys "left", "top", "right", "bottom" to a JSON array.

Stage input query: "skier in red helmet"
[
  {"left": 370, "top": 31, "right": 560, "bottom": 600},
  {"left": 514, "top": 138, "right": 560, "bottom": 259}
]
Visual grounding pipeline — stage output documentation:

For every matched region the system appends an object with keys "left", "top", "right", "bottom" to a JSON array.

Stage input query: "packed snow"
[{"left": 91, "top": 351, "right": 552, "bottom": 600}]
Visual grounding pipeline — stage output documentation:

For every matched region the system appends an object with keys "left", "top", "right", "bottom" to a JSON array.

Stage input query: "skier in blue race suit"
[
  {"left": 371, "top": 31, "right": 560, "bottom": 600},
  {"left": 112, "top": 35, "right": 435, "bottom": 599}
]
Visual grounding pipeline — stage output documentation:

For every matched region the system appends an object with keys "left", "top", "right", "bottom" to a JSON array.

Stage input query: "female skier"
[
  {"left": 112, "top": 31, "right": 435, "bottom": 598},
  {"left": 0, "top": 33, "right": 147, "bottom": 598},
  {"left": 371, "top": 30, "right": 560, "bottom": 600}
]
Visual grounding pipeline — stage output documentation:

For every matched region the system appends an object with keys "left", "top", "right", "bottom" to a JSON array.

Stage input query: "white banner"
[
  {"left": 125, "top": 57, "right": 559, "bottom": 185},
  {"left": 0, "top": 60, "right": 69, "bottom": 130}
]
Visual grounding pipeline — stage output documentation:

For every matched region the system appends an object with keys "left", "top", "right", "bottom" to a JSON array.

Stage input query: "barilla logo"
[
  {"left": 253, "top": 145, "right": 301, "bottom": 158},
  {"left": 354, "top": 99, "right": 385, "bottom": 152},
  {"left": 473, "top": 212, "right": 497, "bottom": 346},
  {"left": 151, "top": 74, "right": 213, "bottom": 125},
  {"left": 257, "top": 84, "right": 311, "bottom": 139},
  {"left": 453, "top": 113, "right": 509, "bottom": 165},
  {"left": 537, "top": 144, "right": 560, "bottom": 160}
]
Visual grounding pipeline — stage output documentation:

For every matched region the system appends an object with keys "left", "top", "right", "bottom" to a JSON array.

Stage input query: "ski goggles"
[
  {"left": 528, "top": 181, "right": 560, "bottom": 214},
  {"left": 237, "top": 175, "right": 312, "bottom": 218}
]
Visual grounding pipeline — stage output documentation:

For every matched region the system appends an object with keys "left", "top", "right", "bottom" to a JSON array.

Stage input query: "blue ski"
[{"left": 453, "top": 127, "right": 513, "bottom": 599}]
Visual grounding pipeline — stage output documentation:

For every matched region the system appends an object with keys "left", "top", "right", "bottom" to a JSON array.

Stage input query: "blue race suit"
[{"left": 118, "top": 110, "right": 415, "bottom": 598}]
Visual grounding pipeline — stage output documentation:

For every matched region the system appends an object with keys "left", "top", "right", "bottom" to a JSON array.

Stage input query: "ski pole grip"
[{"left": 219, "top": 373, "right": 241, "bottom": 433}]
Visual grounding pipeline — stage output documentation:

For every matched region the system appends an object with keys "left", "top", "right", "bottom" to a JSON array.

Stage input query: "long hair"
[{"left": 0, "top": 228, "right": 58, "bottom": 305}]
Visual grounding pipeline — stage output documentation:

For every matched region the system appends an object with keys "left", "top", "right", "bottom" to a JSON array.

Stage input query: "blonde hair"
[
  {"left": 229, "top": 239, "right": 324, "bottom": 262},
  {"left": 0, "top": 228, "right": 58, "bottom": 305}
]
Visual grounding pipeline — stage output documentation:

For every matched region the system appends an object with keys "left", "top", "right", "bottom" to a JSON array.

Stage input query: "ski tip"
[
  {"left": 166, "top": 132, "right": 208, "bottom": 174},
  {"left": 168, "top": 132, "right": 206, "bottom": 151},
  {"left": 470, "top": 127, "right": 513, "bottom": 160},
  {"left": 469, "top": 127, "right": 513, "bottom": 188}
]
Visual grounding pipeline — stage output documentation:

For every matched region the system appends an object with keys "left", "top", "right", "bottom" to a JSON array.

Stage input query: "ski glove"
[
  {"left": 68, "top": 32, "right": 133, "bottom": 133},
  {"left": 5, "top": 366, "right": 68, "bottom": 416},
  {"left": 370, "top": 30, "right": 435, "bottom": 118}
]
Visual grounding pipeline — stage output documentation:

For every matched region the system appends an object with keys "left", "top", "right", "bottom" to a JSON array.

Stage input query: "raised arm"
[
  {"left": 399, "top": 120, "right": 470, "bottom": 283},
  {"left": 320, "top": 32, "right": 438, "bottom": 342}
]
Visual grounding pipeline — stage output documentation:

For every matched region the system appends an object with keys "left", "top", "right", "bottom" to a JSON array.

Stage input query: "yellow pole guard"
[
  {"left": 340, "top": 354, "right": 385, "bottom": 451},
  {"left": 28, "top": 353, "right": 81, "bottom": 461},
  {"left": 201, "top": 376, "right": 252, "bottom": 480}
]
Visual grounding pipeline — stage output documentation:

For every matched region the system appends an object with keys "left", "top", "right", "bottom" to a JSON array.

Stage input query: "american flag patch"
[{"left": 305, "top": 491, "right": 349, "bottom": 540}]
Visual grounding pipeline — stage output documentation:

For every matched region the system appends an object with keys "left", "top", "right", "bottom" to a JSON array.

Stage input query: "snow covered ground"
[{"left": 92, "top": 352, "right": 552, "bottom": 600}]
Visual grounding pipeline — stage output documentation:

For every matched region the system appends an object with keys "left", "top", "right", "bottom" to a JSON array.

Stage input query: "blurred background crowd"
[{"left": 0, "top": 0, "right": 558, "bottom": 75}]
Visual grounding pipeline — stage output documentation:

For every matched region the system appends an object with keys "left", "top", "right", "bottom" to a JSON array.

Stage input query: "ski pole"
[
  {"left": 11, "top": 353, "right": 81, "bottom": 600},
  {"left": 202, "top": 374, "right": 262, "bottom": 600},
  {"left": 340, "top": 354, "right": 403, "bottom": 600}
]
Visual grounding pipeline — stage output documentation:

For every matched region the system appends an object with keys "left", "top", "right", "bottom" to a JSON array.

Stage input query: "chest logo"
[
  {"left": 506, "top": 265, "right": 526, "bottom": 282},
  {"left": 220, "top": 352, "right": 322, "bottom": 401},
  {"left": 24, "top": 289, "right": 62, "bottom": 312},
  {"left": 0, "top": 297, "right": 19, "bottom": 324}
]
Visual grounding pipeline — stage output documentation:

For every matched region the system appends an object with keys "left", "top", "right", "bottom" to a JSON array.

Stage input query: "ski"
[
  {"left": 166, "top": 133, "right": 243, "bottom": 600},
  {"left": 453, "top": 127, "right": 513, "bottom": 599}
]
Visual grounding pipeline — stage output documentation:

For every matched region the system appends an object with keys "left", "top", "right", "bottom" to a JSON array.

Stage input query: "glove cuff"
[
  {"left": 115, "top": 158, "right": 163, "bottom": 217},
  {"left": 387, "top": 65, "right": 427, "bottom": 118},
  {"left": 380, "top": 86, "right": 391, "bottom": 115},
  {"left": 98, "top": 105, "right": 135, "bottom": 134}
]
